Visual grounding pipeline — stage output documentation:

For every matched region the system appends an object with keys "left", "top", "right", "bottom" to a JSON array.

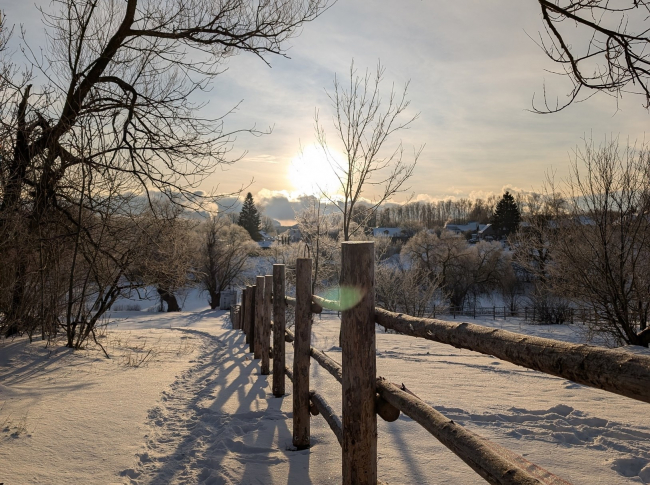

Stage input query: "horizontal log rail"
[
  {"left": 286, "top": 328, "right": 400, "bottom": 424},
  {"left": 284, "top": 295, "right": 323, "bottom": 313},
  {"left": 286, "top": 294, "right": 347, "bottom": 312},
  {"left": 285, "top": 365, "right": 294, "bottom": 382},
  {"left": 312, "top": 294, "right": 343, "bottom": 311},
  {"left": 282, "top": 299, "right": 650, "bottom": 403},
  {"left": 278, "top": 323, "right": 570, "bottom": 484},
  {"left": 376, "top": 378, "right": 569, "bottom": 485},
  {"left": 285, "top": 365, "right": 343, "bottom": 446},
  {"left": 310, "top": 347, "right": 343, "bottom": 384},
  {"left": 375, "top": 308, "right": 650, "bottom": 404},
  {"left": 310, "top": 390, "right": 343, "bottom": 446}
]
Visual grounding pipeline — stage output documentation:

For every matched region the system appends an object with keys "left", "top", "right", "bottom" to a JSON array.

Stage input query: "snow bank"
[{"left": 2, "top": 300, "right": 650, "bottom": 484}]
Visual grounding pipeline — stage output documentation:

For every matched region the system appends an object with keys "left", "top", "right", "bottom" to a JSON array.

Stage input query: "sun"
[{"left": 288, "top": 144, "right": 345, "bottom": 197}]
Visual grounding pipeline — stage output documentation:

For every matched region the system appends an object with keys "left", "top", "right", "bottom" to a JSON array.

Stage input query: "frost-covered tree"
[
  {"left": 136, "top": 201, "right": 198, "bottom": 312},
  {"left": 200, "top": 217, "right": 257, "bottom": 309},
  {"left": 545, "top": 139, "right": 650, "bottom": 346},
  {"left": 402, "top": 231, "right": 509, "bottom": 308}
]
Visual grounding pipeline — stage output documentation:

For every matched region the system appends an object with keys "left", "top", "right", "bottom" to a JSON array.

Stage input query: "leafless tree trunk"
[
  {"left": 315, "top": 61, "right": 422, "bottom": 241},
  {"left": 525, "top": 138, "right": 650, "bottom": 345}
]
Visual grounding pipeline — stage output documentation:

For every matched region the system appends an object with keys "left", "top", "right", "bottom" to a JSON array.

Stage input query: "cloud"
[
  {"left": 242, "top": 154, "right": 279, "bottom": 164},
  {"left": 258, "top": 195, "right": 297, "bottom": 222}
]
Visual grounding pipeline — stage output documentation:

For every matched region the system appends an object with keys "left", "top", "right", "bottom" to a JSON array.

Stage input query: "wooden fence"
[
  {"left": 413, "top": 304, "right": 623, "bottom": 326},
  {"left": 228, "top": 241, "right": 650, "bottom": 485}
]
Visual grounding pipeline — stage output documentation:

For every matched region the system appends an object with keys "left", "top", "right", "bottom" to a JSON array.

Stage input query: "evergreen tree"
[
  {"left": 238, "top": 193, "right": 262, "bottom": 241},
  {"left": 491, "top": 191, "right": 521, "bottom": 236}
]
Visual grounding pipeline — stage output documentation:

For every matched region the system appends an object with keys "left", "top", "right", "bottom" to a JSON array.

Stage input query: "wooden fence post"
[
  {"left": 249, "top": 285, "right": 256, "bottom": 354},
  {"left": 272, "top": 264, "right": 286, "bottom": 397},
  {"left": 255, "top": 276, "right": 265, "bottom": 360},
  {"left": 261, "top": 274, "right": 272, "bottom": 375},
  {"left": 243, "top": 287, "right": 251, "bottom": 342},
  {"left": 293, "top": 258, "right": 312, "bottom": 450},
  {"left": 239, "top": 289, "right": 245, "bottom": 333},
  {"left": 341, "top": 241, "right": 376, "bottom": 485},
  {"left": 238, "top": 289, "right": 243, "bottom": 330},
  {"left": 233, "top": 291, "right": 241, "bottom": 330}
]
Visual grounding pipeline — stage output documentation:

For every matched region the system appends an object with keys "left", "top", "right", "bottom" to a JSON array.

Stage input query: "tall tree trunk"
[
  {"left": 2, "top": 86, "right": 32, "bottom": 337},
  {"left": 209, "top": 290, "right": 220, "bottom": 310},
  {"left": 157, "top": 288, "right": 181, "bottom": 312}
]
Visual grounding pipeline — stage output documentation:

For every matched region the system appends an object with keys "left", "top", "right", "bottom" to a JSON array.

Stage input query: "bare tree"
[
  {"left": 199, "top": 216, "right": 257, "bottom": 309},
  {"left": 544, "top": 138, "right": 650, "bottom": 346},
  {"left": 534, "top": 1, "right": 650, "bottom": 111},
  {"left": 402, "top": 230, "right": 508, "bottom": 308},
  {"left": 402, "top": 231, "right": 465, "bottom": 286},
  {"left": 261, "top": 215, "right": 278, "bottom": 236},
  {"left": 134, "top": 200, "right": 199, "bottom": 312},
  {"left": 0, "top": 0, "right": 329, "bottom": 335},
  {"left": 375, "top": 262, "right": 442, "bottom": 319},
  {"left": 315, "top": 60, "right": 422, "bottom": 241},
  {"left": 295, "top": 197, "right": 340, "bottom": 293}
]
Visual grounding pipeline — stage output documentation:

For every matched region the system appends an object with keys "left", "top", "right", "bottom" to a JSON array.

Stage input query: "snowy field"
[{"left": 2, "top": 293, "right": 650, "bottom": 484}]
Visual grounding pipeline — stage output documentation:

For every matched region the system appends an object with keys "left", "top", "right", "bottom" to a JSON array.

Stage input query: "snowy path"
[
  {"left": 127, "top": 329, "right": 314, "bottom": 484},
  {"left": 120, "top": 316, "right": 341, "bottom": 484}
]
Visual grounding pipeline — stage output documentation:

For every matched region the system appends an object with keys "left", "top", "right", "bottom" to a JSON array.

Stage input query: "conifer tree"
[
  {"left": 238, "top": 193, "right": 262, "bottom": 241},
  {"left": 491, "top": 191, "right": 521, "bottom": 237}
]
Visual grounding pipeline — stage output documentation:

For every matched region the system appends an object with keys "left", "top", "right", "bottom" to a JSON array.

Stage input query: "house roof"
[
  {"left": 444, "top": 222, "right": 487, "bottom": 233},
  {"left": 478, "top": 223, "right": 493, "bottom": 234},
  {"left": 372, "top": 227, "right": 403, "bottom": 237}
]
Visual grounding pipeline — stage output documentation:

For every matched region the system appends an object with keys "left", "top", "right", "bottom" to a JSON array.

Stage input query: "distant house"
[
  {"left": 444, "top": 221, "right": 488, "bottom": 235},
  {"left": 478, "top": 224, "right": 495, "bottom": 240},
  {"left": 372, "top": 227, "right": 404, "bottom": 238},
  {"left": 288, "top": 225, "right": 302, "bottom": 242},
  {"left": 372, "top": 227, "right": 413, "bottom": 243},
  {"left": 256, "top": 230, "right": 275, "bottom": 249}
]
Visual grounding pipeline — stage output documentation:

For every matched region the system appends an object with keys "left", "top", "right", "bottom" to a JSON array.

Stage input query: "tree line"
[{"left": 374, "top": 192, "right": 527, "bottom": 231}]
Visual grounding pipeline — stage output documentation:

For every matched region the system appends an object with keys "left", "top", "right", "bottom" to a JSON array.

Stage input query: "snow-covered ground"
[{"left": 2, "top": 292, "right": 650, "bottom": 484}]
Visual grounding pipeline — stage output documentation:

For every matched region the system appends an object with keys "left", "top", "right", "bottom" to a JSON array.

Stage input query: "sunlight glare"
[{"left": 288, "top": 144, "right": 344, "bottom": 197}]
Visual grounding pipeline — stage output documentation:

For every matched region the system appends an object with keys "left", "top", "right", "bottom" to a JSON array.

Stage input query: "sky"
[{"left": 4, "top": 0, "right": 650, "bottom": 223}]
